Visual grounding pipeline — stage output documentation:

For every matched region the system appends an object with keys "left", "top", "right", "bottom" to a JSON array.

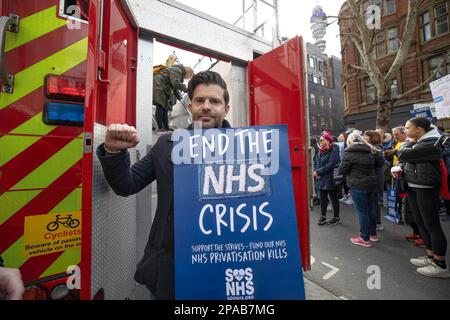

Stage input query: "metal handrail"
[{"left": 0, "top": 14, "right": 19, "bottom": 93}]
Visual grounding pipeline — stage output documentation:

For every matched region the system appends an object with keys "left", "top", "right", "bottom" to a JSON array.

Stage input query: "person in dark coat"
[
  {"left": 314, "top": 132, "right": 341, "bottom": 225},
  {"left": 363, "top": 130, "right": 385, "bottom": 231},
  {"left": 338, "top": 131, "right": 384, "bottom": 248},
  {"left": 97, "top": 71, "right": 232, "bottom": 299},
  {"left": 153, "top": 64, "right": 194, "bottom": 131},
  {"left": 397, "top": 117, "right": 449, "bottom": 279}
]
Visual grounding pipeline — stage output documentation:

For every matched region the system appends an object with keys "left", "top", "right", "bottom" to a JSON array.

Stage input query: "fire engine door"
[
  {"left": 248, "top": 36, "right": 310, "bottom": 270},
  {"left": 82, "top": 0, "right": 138, "bottom": 300}
]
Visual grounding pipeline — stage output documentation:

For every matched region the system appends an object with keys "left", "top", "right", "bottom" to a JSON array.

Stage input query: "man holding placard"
[{"left": 97, "top": 71, "right": 304, "bottom": 300}]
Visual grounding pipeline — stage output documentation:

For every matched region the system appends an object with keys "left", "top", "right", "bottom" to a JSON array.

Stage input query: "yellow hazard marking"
[
  {"left": 9, "top": 112, "right": 57, "bottom": 136},
  {"left": 0, "top": 237, "right": 27, "bottom": 269},
  {"left": 39, "top": 248, "right": 81, "bottom": 279},
  {"left": 10, "top": 138, "right": 82, "bottom": 191},
  {"left": 0, "top": 135, "right": 40, "bottom": 167},
  {"left": 24, "top": 211, "right": 81, "bottom": 258},
  {"left": 5, "top": 6, "right": 67, "bottom": 52},
  {"left": 0, "top": 190, "right": 41, "bottom": 226},
  {"left": 0, "top": 37, "right": 88, "bottom": 111},
  {"left": 50, "top": 187, "right": 82, "bottom": 214},
  {"left": 0, "top": 187, "right": 82, "bottom": 271}
]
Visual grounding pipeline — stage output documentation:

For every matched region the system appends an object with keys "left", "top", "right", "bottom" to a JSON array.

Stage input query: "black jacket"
[
  {"left": 313, "top": 147, "right": 340, "bottom": 190},
  {"left": 338, "top": 143, "right": 384, "bottom": 189},
  {"left": 398, "top": 128, "right": 442, "bottom": 188},
  {"left": 97, "top": 120, "right": 231, "bottom": 299}
]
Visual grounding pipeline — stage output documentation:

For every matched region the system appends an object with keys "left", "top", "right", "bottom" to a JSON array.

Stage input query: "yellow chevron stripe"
[
  {"left": 9, "top": 112, "right": 57, "bottom": 136},
  {"left": 0, "top": 37, "right": 88, "bottom": 111},
  {"left": 0, "top": 121, "right": 84, "bottom": 169},
  {"left": 11, "top": 138, "right": 82, "bottom": 191},
  {"left": 0, "top": 135, "right": 40, "bottom": 167},
  {"left": 40, "top": 248, "right": 81, "bottom": 279},
  {"left": 50, "top": 187, "right": 82, "bottom": 213},
  {"left": 5, "top": 6, "right": 67, "bottom": 52},
  {"left": 0, "top": 187, "right": 82, "bottom": 271},
  {"left": 0, "top": 190, "right": 41, "bottom": 226},
  {"left": 0, "top": 237, "right": 26, "bottom": 269}
]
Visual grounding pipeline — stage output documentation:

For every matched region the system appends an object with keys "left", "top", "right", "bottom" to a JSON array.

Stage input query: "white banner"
[{"left": 430, "top": 74, "right": 450, "bottom": 119}]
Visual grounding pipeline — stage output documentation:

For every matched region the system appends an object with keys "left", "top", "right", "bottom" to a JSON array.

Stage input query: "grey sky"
[{"left": 155, "top": 0, "right": 345, "bottom": 69}]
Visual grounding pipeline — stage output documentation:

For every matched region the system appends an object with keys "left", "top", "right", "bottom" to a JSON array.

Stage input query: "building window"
[
  {"left": 309, "top": 56, "right": 315, "bottom": 68},
  {"left": 321, "top": 78, "right": 327, "bottom": 87},
  {"left": 385, "top": 0, "right": 396, "bottom": 15},
  {"left": 310, "top": 93, "right": 316, "bottom": 106},
  {"left": 391, "top": 79, "right": 398, "bottom": 99},
  {"left": 313, "top": 76, "right": 320, "bottom": 84},
  {"left": 328, "top": 97, "right": 332, "bottom": 109},
  {"left": 318, "top": 60, "right": 323, "bottom": 72},
  {"left": 429, "top": 55, "right": 446, "bottom": 80},
  {"left": 365, "top": 78, "right": 377, "bottom": 104},
  {"left": 320, "top": 117, "right": 326, "bottom": 128},
  {"left": 420, "top": 11, "right": 432, "bottom": 42},
  {"left": 375, "top": 31, "right": 386, "bottom": 58},
  {"left": 388, "top": 28, "right": 399, "bottom": 53},
  {"left": 329, "top": 118, "right": 334, "bottom": 129},
  {"left": 435, "top": 3, "right": 449, "bottom": 36},
  {"left": 320, "top": 96, "right": 325, "bottom": 107},
  {"left": 447, "top": 52, "right": 450, "bottom": 74},
  {"left": 312, "top": 116, "right": 318, "bottom": 128}
]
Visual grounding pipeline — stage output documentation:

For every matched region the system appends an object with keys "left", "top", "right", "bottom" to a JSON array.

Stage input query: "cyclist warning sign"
[{"left": 24, "top": 211, "right": 82, "bottom": 258}]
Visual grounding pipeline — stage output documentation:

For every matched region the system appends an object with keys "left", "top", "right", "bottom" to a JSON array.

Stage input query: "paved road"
[{"left": 304, "top": 201, "right": 450, "bottom": 300}]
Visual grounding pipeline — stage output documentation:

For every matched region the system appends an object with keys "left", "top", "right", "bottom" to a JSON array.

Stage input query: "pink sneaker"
[
  {"left": 370, "top": 235, "right": 379, "bottom": 242},
  {"left": 351, "top": 237, "right": 372, "bottom": 248}
]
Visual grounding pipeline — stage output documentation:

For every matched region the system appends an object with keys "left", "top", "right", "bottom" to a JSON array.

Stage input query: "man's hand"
[
  {"left": 104, "top": 124, "right": 140, "bottom": 152},
  {"left": 0, "top": 267, "right": 25, "bottom": 300}
]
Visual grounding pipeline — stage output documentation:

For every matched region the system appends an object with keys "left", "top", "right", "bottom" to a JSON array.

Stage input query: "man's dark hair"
[
  {"left": 408, "top": 117, "right": 432, "bottom": 132},
  {"left": 188, "top": 71, "right": 230, "bottom": 105}
]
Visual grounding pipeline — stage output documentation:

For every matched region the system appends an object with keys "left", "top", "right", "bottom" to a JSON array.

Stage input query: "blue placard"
[
  {"left": 385, "top": 188, "right": 400, "bottom": 224},
  {"left": 411, "top": 106, "right": 434, "bottom": 124},
  {"left": 173, "top": 125, "right": 305, "bottom": 300}
]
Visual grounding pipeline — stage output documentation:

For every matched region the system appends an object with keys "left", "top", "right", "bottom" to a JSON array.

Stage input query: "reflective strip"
[
  {"left": 0, "top": 190, "right": 41, "bottom": 225},
  {"left": 11, "top": 138, "right": 82, "bottom": 190},
  {"left": 40, "top": 248, "right": 81, "bottom": 279},
  {"left": 9, "top": 113, "right": 56, "bottom": 136},
  {"left": 0, "top": 135, "right": 41, "bottom": 167},
  {"left": 0, "top": 237, "right": 26, "bottom": 269},
  {"left": 5, "top": 6, "right": 67, "bottom": 52},
  {"left": 0, "top": 37, "right": 88, "bottom": 111},
  {"left": 50, "top": 187, "right": 82, "bottom": 213}
]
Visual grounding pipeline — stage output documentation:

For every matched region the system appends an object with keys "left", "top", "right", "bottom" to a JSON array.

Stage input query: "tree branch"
[
  {"left": 384, "top": 0, "right": 420, "bottom": 84},
  {"left": 395, "top": 59, "right": 446, "bottom": 100},
  {"left": 349, "top": 64, "right": 369, "bottom": 72}
]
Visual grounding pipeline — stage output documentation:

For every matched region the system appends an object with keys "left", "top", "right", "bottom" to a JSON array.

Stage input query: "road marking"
[
  {"left": 321, "top": 262, "right": 340, "bottom": 280},
  {"left": 311, "top": 255, "right": 316, "bottom": 265}
]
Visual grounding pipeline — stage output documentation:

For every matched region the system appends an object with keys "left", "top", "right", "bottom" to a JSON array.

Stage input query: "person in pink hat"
[{"left": 314, "top": 132, "right": 341, "bottom": 225}]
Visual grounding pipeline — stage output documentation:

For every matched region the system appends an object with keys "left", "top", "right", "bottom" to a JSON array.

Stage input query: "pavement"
[{"left": 303, "top": 199, "right": 450, "bottom": 300}]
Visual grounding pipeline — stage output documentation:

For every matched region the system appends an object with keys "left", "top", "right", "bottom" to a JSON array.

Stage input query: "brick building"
[
  {"left": 339, "top": 0, "right": 450, "bottom": 130},
  {"left": 307, "top": 43, "right": 345, "bottom": 137}
]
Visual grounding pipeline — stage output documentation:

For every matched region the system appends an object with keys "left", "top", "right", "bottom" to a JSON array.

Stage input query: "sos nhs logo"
[{"left": 225, "top": 268, "right": 255, "bottom": 300}]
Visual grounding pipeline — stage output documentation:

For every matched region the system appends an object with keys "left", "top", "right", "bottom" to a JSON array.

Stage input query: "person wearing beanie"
[{"left": 314, "top": 132, "right": 341, "bottom": 226}]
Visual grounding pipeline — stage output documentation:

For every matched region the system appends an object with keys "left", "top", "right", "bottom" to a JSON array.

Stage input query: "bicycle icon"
[{"left": 46, "top": 214, "right": 80, "bottom": 232}]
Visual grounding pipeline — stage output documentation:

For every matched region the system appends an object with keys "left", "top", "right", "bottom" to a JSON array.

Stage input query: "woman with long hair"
[
  {"left": 364, "top": 130, "right": 385, "bottom": 232},
  {"left": 338, "top": 131, "right": 384, "bottom": 247},
  {"left": 397, "top": 117, "right": 449, "bottom": 278}
]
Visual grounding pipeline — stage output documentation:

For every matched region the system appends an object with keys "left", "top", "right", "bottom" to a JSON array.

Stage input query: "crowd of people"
[{"left": 312, "top": 117, "right": 450, "bottom": 279}]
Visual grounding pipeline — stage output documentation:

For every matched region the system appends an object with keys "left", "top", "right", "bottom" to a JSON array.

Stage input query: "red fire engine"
[{"left": 0, "top": 0, "right": 310, "bottom": 300}]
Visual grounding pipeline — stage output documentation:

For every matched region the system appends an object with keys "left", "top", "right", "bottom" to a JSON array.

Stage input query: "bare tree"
[{"left": 337, "top": 0, "right": 441, "bottom": 130}]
